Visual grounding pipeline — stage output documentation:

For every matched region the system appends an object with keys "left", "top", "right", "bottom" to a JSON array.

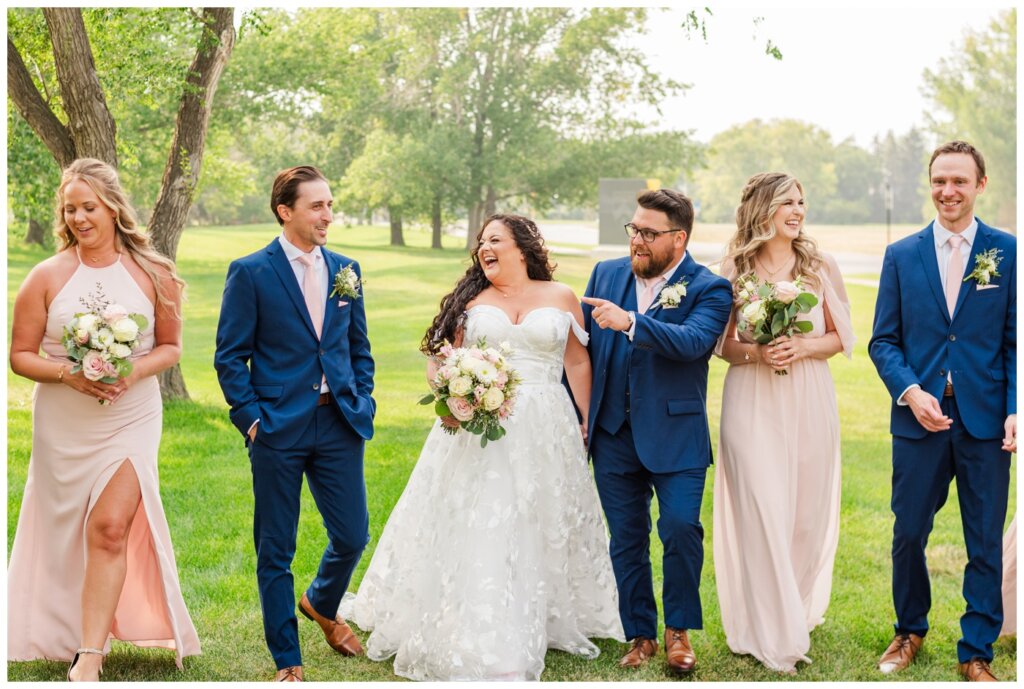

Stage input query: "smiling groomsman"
[
  {"left": 869, "top": 141, "right": 1016, "bottom": 682},
  {"left": 215, "top": 166, "right": 375, "bottom": 681}
]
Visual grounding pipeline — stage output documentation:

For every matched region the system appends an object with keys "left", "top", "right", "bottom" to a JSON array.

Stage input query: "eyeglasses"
[{"left": 624, "top": 223, "right": 682, "bottom": 243}]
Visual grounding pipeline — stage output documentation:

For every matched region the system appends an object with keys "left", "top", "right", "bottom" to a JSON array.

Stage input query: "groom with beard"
[{"left": 582, "top": 188, "right": 732, "bottom": 674}]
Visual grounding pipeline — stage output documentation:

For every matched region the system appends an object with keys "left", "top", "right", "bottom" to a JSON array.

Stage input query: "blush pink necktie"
[
  {"left": 945, "top": 235, "right": 964, "bottom": 317},
  {"left": 297, "top": 252, "right": 323, "bottom": 339},
  {"left": 638, "top": 279, "right": 661, "bottom": 315}
]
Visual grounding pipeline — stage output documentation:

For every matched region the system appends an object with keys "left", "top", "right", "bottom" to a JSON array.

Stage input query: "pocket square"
[
  {"left": 976, "top": 284, "right": 999, "bottom": 291},
  {"left": 338, "top": 300, "right": 350, "bottom": 307}
]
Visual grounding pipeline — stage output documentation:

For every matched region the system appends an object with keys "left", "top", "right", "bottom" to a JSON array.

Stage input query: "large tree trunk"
[
  {"left": 146, "top": 8, "right": 235, "bottom": 401},
  {"left": 388, "top": 206, "right": 405, "bottom": 246},
  {"left": 7, "top": 38, "right": 75, "bottom": 167},
  {"left": 148, "top": 8, "right": 235, "bottom": 262},
  {"left": 25, "top": 218, "right": 47, "bottom": 246},
  {"left": 431, "top": 194, "right": 443, "bottom": 249},
  {"left": 467, "top": 202, "right": 483, "bottom": 249},
  {"left": 157, "top": 367, "right": 190, "bottom": 403},
  {"left": 484, "top": 185, "right": 497, "bottom": 216},
  {"left": 42, "top": 9, "right": 117, "bottom": 166}
]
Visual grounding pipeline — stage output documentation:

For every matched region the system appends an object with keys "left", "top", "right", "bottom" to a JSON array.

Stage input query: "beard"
[{"left": 630, "top": 244, "right": 675, "bottom": 279}]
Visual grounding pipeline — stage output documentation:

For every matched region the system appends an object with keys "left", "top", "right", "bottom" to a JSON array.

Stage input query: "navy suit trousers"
[
  {"left": 591, "top": 422, "right": 706, "bottom": 639},
  {"left": 249, "top": 403, "right": 370, "bottom": 670},
  {"left": 890, "top": 395, "right": 1010, "bottom": 663}
]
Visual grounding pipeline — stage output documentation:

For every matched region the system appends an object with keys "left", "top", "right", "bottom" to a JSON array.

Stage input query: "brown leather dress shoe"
[
  {"left": 959, "top": 658, "right": 998, "bottom": 682},
  {"left": 619, "top": 637, "right": 658, "bottom": 668},
  {"left": 298, "top": 592, "right": 364, "bottom": 656},
  {"left": 275, "top": 666, "right": 303, "bottom": 682},
  {"left": 878, "top": 633, "right": 923, "bottom": 674},
  {"left": 664, "top": 627, "right": 696, "bottom": 674}
]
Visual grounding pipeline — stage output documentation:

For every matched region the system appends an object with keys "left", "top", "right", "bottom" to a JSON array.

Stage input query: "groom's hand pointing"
[{"left": 581, "top": 296, "right": 631, "bottom": 332}]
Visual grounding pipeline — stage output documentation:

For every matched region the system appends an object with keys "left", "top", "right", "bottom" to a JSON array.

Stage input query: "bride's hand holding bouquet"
[{"left": 420, "top": 338, "right": 522, "bottom": 447}]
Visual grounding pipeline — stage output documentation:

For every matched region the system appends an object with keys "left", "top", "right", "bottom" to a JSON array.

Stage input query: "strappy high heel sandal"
[{"left": 67, "top": 647, "right": 105, "bottom": 682}]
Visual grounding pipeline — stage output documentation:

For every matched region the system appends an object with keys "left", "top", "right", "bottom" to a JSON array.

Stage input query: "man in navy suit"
[
  {"left": 869, "top": 141, "right": 1016, "bottom": 682},
  {"left": 582, "top": 189, "right": 732, "bottom": 674},
  {"left": 215, "top": 166, "right": 375, "bottom": 681}
]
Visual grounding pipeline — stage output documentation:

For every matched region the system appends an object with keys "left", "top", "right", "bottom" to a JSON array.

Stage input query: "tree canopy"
[{"left": 923, "top": 8, "right": 1016, "bottom": 229}]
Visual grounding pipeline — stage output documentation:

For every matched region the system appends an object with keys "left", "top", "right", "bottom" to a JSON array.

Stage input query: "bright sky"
[{"left": 644, "top": 6, "right": 1006, "bottom": 146}]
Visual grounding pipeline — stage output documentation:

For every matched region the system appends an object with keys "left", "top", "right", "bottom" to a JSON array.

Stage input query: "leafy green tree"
[
  {"left": 923, "top": 9, "right": 1016, "bottom": 229},
  {"left": 693, "top": 119, "right": 839, "bottom": 223},
  {"left": 820, "top": 139, "right": 875, "bottom": 224},
  {"left": 7, "top": 108, "right": 60, "bottom": 246},
  {"left": 871, "top": 128, "right": 929, "bottom": 224}
]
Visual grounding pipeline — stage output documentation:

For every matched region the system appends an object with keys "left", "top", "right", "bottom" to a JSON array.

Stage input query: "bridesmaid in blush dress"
[
  {"left": 712, "top": 172, "right": 854, "bottom": 673},
  {"left": 8, "top": 159, "right": 200, "bottom": 680}
]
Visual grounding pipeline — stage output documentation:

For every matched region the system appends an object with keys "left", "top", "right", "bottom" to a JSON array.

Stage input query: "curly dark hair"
[{"left": 421, "top": 213, "right": 556, "bottom": 354}]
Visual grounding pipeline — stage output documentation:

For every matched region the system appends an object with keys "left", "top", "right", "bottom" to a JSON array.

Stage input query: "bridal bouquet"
[
  {"left": 420, "top": 338, "right": 522, "bottom": 447},
  {"left": 734, "top": 274, "right": 818, "bottom": 376},
  {"left": 61, "top": 284, "right": 148, "bottom": 402}
]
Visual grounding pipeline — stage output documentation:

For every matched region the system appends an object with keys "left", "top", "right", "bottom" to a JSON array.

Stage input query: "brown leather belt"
[
  {"left": 317, "top": 392, "right": 333, "bottom": 406},
  {"left": 943, "top": 382, "right": 954, "bottom": 398}
]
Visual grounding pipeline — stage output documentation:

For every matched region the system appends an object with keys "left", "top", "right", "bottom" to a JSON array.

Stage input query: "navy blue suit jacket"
[
  {"left": 584, "top": 253, "right": 732, "bottom": 472},
  {"left": 869, "top": 219, "right": 1016, "bottom": 440},
  {"left": 214, "top": 238, "right": 376, "bottom": 449}
]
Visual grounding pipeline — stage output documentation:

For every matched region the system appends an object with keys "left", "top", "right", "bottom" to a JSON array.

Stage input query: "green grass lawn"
[{"left": 7, "top": 223, "right": 1016, "bottom": 681}]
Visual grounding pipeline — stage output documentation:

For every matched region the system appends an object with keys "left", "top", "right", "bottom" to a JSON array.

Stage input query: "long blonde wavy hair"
[
  {"left": 54, "top": 158, "right": 186, "bottom": 315},
  {"left": 725, "top": 172, "right": 823, "bottom": 289}
]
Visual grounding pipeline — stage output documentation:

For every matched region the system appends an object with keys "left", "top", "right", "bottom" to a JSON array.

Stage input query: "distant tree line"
[{"left": 690, "top": 121, "right": 932, "bottom": 226}]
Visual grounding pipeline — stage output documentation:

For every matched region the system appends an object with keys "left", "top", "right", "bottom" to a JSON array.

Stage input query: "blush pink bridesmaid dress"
[
  {"left": 7, "top": 253, "right": 200, "bottom": 668},
  {"left": 713, "top": 256, "right": 854, "bottom": 673}
]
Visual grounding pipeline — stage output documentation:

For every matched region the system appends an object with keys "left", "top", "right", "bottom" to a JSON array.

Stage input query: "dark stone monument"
[{"left": 598, "top": 178, "right": 652, "bottom": 247}]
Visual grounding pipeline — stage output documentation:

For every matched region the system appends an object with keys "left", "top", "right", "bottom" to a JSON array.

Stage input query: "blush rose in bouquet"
[
  {"left": 419, "top": 338, "right": 522, "bottom": 447},
  {"left": 60, "top": 284, "right": 149, "bottom": 403},
  {"left": 734, "top": 273, "right": 818, "bottom": 376}
]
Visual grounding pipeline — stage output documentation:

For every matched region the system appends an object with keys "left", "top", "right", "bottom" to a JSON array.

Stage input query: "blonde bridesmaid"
[
  {"left": 713, "top": 172, "right": 854, "bottom": 673},
  {"left": 8, "top": 159, "right": 200, "bottom": 680}
]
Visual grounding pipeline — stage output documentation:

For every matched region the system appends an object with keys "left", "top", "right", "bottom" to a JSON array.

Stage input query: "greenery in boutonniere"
[{"left": 963, "top": 248, "right": 1002, "bottom": 286}]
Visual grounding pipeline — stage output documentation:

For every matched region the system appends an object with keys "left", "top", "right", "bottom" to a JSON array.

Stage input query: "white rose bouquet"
[
  {"left": 734, "top": 273, "right": 818, "bottom": 376},
  {"left": 60, "top": 284, "right": 149, "bottom": 403},
  {"left": 419, "top": 338, "right": 522, "bottom": 447}
]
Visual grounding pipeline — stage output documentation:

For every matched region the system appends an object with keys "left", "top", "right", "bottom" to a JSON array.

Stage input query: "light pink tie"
[
  {"left": 297, "top": 252, "right": 323, "bottom": 339},
  {"left": 945, "top": 235, "right": 964, "bottom": 317},
  {"left": 638, "top": 279, "right": 661, "bottom": 314}
]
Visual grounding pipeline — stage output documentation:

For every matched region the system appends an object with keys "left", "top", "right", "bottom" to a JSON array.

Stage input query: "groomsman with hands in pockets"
[{"left": 215, "top": 165, "right": 375, "bottom": 682}]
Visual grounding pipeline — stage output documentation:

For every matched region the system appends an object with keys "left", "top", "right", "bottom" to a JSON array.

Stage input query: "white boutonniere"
[
  {"left": 963, "top": 248, "right": 1002, "bottom": 286},
  {"left": 655, "top": 278, "right": 688, "bottom": 309},
  {"left": 329, "top": 264, "right": 363, "bottom": 300}
]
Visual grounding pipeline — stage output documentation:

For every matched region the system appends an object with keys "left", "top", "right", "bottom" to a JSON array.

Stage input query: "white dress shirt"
[{"left": 279, "top": 233, "right": 329, "bottom": 304}]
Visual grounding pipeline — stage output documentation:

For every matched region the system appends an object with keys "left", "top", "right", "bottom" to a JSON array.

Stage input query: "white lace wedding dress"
[{"left": 341, "top": 304, "right": 624, "bottom": 681}]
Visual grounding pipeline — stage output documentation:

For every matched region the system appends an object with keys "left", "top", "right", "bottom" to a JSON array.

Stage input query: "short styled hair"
[
  {"left": 270, "top": 165, "right": 327, "bottom": 225},
  {"left": 636, "top": 188, "right": 695, "bottom": 235},
  {"left": 929, "top": 140, "right": 986, "bottom": 181}
]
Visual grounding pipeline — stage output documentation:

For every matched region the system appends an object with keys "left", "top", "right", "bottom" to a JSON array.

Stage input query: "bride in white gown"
[{"left": 341, "top": 214, "right": 624, "bottom": 681}]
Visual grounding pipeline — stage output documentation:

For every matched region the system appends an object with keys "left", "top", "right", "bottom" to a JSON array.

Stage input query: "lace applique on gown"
[{"left": 342, "top": 305, "right": 624, "bottom": 681}]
